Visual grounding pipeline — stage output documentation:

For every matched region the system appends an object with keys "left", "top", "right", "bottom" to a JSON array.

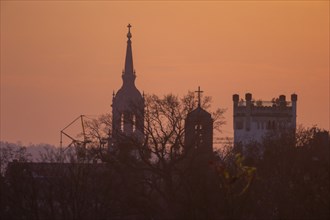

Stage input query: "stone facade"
[{"left": 233, "top": 93, "right": 297, "bottom": 148}]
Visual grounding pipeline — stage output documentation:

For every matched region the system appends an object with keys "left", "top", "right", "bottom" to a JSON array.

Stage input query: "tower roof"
[
  {"left": 124, "top": 23, "right": 134, "bottom": 77},
  {"left": 187, "top": 87, "right": 212, "bottom": 119},
  {"left": 187, "top": 106, "right": 212, "bottom": 119},
  {"left": 113, "top": 24, "right": 143, "bottom": 110}
]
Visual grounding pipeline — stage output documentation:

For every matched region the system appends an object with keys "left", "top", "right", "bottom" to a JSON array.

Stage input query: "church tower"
[
  {"left": 111, "top": 24, "right": 144, "bottom": 147},
  {"left": 183, "top": 87, "right": 215, "bottom": 202},
  {"left": 184, "top": 87, "right": 213, "bottom": 157}
]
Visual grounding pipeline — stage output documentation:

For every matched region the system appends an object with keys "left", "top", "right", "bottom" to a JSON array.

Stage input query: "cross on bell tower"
[
  {"left": 195, "top": 86, "right": 204, "bottom": 107},
  {"left": 185, "top": 87, "right": 213, "bottom": 154}
]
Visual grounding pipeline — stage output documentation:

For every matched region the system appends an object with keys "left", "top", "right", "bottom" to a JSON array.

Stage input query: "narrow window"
[
  {"left": 194, "top": 124, "right": 203, "bottom": 148},
  {"left": 236, "top": 121, "right": 244, "bottom": 130},
  {"left": 194, "top": 124, "right": 202, "bottom": 132},
  {"left": 121, "top": 113, "right": 124, "bottom": 132},
  {"left": 132, "top": 114, "right": 136, "bottom": 132}
]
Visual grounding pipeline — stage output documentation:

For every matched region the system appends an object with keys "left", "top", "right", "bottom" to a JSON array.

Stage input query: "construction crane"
[{"left": 60, "top": 115, "right": 92, "bottom": 159}]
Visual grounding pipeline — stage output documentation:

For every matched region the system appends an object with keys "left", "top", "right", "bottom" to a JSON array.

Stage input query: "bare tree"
[
  {"left": 132, "top": 92, "right": 226, "bottom": 218},
  {"left": 0, "top": 142, "right": 31, "bottom": 176}
]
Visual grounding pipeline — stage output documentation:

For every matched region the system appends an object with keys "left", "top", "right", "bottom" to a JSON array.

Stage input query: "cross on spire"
[
  {"left": 127, "top": 24, "right": 132, "bottom": 39},
  {"left": 123, "top": 24, "right": 134, "bottom": 79},
  {"left": 195, "top": 86, "right": 204, "bottom": 107}
]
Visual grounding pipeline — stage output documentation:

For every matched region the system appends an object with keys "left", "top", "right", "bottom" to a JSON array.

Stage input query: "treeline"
[
  {"left": 238, "top": 127, "right": 330, "bottom": 219},
  {"left": 0, "top": 93, "right": 329, "bottom": 219},
  {"left": 1, "top": 127, "right": 328, "bottom": 220},
  {"left": 0, "top": 141, "right": 57, "bottom": 174}
]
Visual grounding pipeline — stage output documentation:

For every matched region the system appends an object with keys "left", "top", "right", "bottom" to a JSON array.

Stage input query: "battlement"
[
  {"left": 233, "top": 93, "right": 298, "bottom": 147},
  {"left": 236, "top": 100, "right": 292, "bottom": 107},
  {"left": 233, "top": 93, "right": 297, "bottom": 117},
  {"left": 233, "top": 93, "right": 296, "bottom": 109}
]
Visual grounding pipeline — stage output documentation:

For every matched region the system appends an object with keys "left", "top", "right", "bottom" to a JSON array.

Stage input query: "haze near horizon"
[{"left": 1, "top": 1, "right": 329, "bottom": 146}]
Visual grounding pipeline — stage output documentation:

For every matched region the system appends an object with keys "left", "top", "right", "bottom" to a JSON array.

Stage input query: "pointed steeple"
[
  {"left": 111, "top": 24, "right": 145, "bottom": 151},
  {"left": 122, "top": 24, "right": 136, "bottom": 87}
]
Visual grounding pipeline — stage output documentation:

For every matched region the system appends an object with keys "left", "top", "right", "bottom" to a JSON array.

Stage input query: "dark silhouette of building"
[
  {"left": 4, "top": 24, "right": 329, "bottom": 220},
  {"left": 184, "top": 87, "right": 213, "bottom": 159},
  {"left": 111, "top": 24, "right": 145, "bottom": 153}
]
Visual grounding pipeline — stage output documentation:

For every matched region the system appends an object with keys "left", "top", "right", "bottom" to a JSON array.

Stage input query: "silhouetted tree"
[
  {"left": 243, "top": 126, "right": 329, "bottom": 220},
  {"left": 0, "top": 142, "right": 31, "bottom": 176},
  {"left": 5, "top": 96, "right": 329, "bottom": 220}
]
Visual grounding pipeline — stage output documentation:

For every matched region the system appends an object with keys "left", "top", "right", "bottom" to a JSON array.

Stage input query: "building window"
[
  {"left": 236, "top": 121, "right": 244, "bottom": 130},
  {"left": 121, "top": 113, "right": 124, "bottom": 132},
  {"left": 132, "top": 114, "right": 136, "bottom": 132},
  {"left": 194, "top": 124, "right": 203, "bottom": 136},
  {"left": 194, "top": 124, "right": 203, "bottom": 148},
  {"left": 194, "top": 124, "right": 203, "bottom": 132}
]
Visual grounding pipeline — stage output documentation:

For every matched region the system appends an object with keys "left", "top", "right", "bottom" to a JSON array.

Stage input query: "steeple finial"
[
  {"left": 122, "top": 24, "right": 135, "bottom": 86},
  {"left": 195, "top": 86, "right": 204, "bottom": 107},
  {"left": 127, "top": 24, "right": 132, "bottom": 40}
]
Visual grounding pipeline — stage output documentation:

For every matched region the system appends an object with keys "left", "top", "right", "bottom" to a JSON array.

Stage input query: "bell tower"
[
  {"left": 184, "top": 87, "right": 213, "bottom": 157},
  {"left": 111, "top": 24, "right": 144, "bottom": 148}
]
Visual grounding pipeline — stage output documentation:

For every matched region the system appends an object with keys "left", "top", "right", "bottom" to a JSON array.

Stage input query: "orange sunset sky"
[{"left": 1, "top": 1, "right": 329, "bottom": 146}]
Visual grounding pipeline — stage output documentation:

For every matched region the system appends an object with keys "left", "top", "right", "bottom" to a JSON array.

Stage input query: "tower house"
[{"left": 233, "top": 93, "right": 297, "bottom": 154}]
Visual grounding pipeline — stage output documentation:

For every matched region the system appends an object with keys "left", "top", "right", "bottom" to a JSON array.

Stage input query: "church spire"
[
  {"left": 111, "top": 24, "right": 145, "bottom": 151},
  {"left": 123, "top": 24, "right": 135, "bottom": 78}
]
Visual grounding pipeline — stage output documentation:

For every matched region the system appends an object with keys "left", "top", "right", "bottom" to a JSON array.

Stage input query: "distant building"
[
  {"left": 183, "top": 87, "right": 215, "bottom": 194},
  {"left": 184, "top": 87, "right": 213, "bottom": 160},
  {"left": 233, "top": 93, "right": 297, "bottom": 153},
  {"left": 110, "top": 24, "right": 145, "bottom": 154}
]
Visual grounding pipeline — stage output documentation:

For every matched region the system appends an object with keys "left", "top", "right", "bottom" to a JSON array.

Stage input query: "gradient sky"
[{"left": 1, "top": 1, "right": 329, "bottom": 146}]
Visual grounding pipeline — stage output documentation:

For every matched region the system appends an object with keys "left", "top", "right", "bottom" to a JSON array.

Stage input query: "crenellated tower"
[{"left": 233, "top": 93, "right": 298, "bottom": 156}]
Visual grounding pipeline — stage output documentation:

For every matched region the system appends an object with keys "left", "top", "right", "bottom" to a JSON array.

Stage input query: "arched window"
[
  {"left": 120, "top": 113, "right": 124, "bottom": 132},
  {"left": 132, "top": 114, "right": 136, "bottom": 132},
  {"left": 194, "top": 124, "right": 203, "bottom": 148},
  {"left": 194, "top": 124, "right": 203, "bottom": 134}
]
